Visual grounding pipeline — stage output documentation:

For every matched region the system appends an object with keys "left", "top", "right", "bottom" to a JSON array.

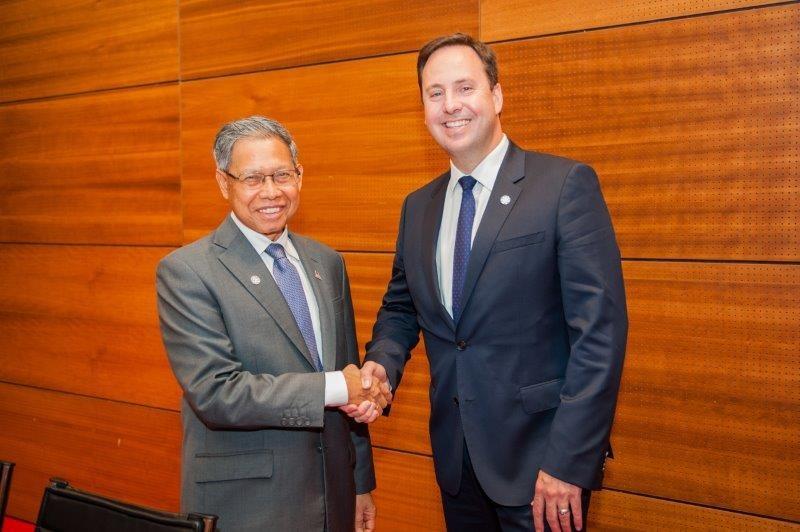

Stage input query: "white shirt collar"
[
  {"left": 229, "top": 213, "right": 298, "bottom": 260},
  {"left": 448, "top": 134, "right": 509, "bottom": 194}
]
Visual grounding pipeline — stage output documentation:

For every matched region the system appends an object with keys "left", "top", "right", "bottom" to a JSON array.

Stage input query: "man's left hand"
[
  {"left": 532, "top": 470, "right": 583, "bottom": 532},
  {"left": 355, "top": 492, "right": 376, "bottom": 532}
]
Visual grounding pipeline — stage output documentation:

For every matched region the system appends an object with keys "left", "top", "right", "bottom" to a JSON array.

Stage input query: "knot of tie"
[
  {"left": 459, "top": 175, "right": 477, "bottom": 192},
  {"left": 266, "top": 243, "right": 287, "bottom": 261}
]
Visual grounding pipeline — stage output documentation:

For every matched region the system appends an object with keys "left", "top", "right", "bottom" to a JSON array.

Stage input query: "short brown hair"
[{"left": 417, "top": 33, "right": 499, "bottom": 91}]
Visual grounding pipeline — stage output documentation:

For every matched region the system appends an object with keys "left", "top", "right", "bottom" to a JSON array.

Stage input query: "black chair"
[
  {"left": 0, "top": 461, "right": 15, "bottom": 529},
  {"left": 36, "top": 479, "right": 217, "bottom": 532}
]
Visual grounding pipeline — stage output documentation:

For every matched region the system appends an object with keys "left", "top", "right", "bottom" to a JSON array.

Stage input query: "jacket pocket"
[
  {"left": 519, "top": 378, "right": 563, "bottom": 414},
  {"left": 194, "top": 449, "right": 273, "bottom": 483},
  {"left": 492, "top": 231, "right": 545, "bottom": 253}
]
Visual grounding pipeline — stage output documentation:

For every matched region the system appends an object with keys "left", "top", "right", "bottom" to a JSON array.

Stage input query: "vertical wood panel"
[
  {"left": 497, "top": 4, "right": 799, "bottom": 260},
  {"left": 0, "top": 383, "right": 181, "bottom": 522},
  {"left": 0, "top": 85, "right": 182, "bottom": 245},
  {"left": 609, "top": 261, "right": 800, "bottom": 521},
  {"left": 181, "top": 54, "right": 446, "bottom": 249},
  {"left": 180, "top": 0, "right": 478, "bottom": 79},
  {"left": 0, "top": 0, "right": 179, "bottom": 102},
  {"left": 481, "top": 0, "right": 779, "bottom": 42},
  {"left": 0, "top": 244, "right": 181, "bottom": 409}
]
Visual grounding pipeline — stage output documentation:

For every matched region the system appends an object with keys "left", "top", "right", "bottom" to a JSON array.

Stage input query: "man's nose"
[
  {"left": 444, "top": 92, "right": 462, "bottom": 114},
  {"left": 257, "top": 177, "right": 281, "bottom": 198}
]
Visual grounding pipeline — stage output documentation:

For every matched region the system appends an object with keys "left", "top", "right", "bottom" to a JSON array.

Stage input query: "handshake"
[{"left": 340, "top": 361, "right": 391, "bottom": 424}]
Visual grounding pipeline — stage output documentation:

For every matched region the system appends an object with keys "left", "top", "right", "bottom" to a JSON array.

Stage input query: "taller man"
[
  {"left": 352, "top": 34, "right": 628, "bottom": 531},
  {"left": 157, "top": 116, "right": 388, "bottom": 531}
]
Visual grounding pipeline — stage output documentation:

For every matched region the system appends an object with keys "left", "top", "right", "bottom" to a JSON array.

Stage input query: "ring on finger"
[{"left": 558, "top": 507, "right": 570, "bottom": 516}]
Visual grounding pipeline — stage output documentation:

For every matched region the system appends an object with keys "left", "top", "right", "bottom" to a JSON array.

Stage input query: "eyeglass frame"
[{"left": 219, "top": 167, "right": 302, "bottom": 189}]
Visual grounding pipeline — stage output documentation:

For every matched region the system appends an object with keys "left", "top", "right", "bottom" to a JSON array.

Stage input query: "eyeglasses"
[{"left": 221, "top": 168, "right": 300, "bottom": 189}]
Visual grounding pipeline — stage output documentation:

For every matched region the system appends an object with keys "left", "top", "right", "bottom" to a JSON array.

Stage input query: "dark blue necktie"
[
  {"left": 452, "top": 175, "right": 477, "bottom": 322},
  {"left": 265, "top": 243, "right": 323, "bottom": 371}
]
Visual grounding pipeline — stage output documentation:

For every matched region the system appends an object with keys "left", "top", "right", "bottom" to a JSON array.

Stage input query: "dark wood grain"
[
  {"left": 0, "top": 85, "right": 182, "bottom": 245},
  {"left": 0, "top": 0, "right": 179, "bottom": 102},
  {"left": 481, "top": 0, "right": 778, "bottom": 42},
  {"left": 0, "top": 382, "right": 181, "bottom": 522},
  {"left": 180, "top": 53, "right": 447, "bottom": 248},
  {"left": 497, "top": 4, "right": 799, "bottom": 260},
  {"left": 0, "top": 244, "right": 181, "bottom": 409},
  {"left": 179, "top": 0, "right": 478, "bottom": 79}
]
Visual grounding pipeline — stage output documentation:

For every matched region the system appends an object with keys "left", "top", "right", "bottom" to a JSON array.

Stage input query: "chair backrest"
[
  {"left": 36, "top": 479, "right": 217, "bottom": 532},
  {"left": 0, "top": 461, "right": 15, "bottom": 528}
]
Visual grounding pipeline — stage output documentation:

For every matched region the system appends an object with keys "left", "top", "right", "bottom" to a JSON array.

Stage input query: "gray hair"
[{"left": 212, "top": 115, "right": 299, "bottom": 171}]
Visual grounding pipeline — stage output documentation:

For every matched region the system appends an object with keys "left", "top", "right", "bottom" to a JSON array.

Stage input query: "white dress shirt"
[
  {"left": 231, "top": 213, "right": 348, "bottom": 407},
  {"left": 436, "top": 135, "right": 510, "bottom": 317}
]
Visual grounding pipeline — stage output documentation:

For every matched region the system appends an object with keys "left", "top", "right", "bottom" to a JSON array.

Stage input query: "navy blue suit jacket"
[{"left": 365, "top": 142, "right": 628, "bottom": 506}]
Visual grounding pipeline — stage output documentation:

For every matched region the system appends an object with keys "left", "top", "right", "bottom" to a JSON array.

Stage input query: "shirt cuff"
[{"left": 324, "top": 371, "right": 348, "bottom": 407}]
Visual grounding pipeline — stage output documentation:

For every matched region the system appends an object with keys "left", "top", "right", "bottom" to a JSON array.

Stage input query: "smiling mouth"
[
  {"left": 257, "top": 206, "right": 283, "bottom": 215},
  {"left": 443, "top": 119, "right": 470, "bottom": 129}
]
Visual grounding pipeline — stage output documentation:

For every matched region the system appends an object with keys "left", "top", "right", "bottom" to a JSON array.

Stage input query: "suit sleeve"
[
  {"left": 156, "top": 255, "right": 325, "bottom": 430},
  {"left": 541, "top": 163, "right": 628, "bottom": 489},
  {"left": 339, "top": 254, "right": 377, "bottom": 494},
  {"left": 364, "top": 196, "right": 421, "bottom": 392}
]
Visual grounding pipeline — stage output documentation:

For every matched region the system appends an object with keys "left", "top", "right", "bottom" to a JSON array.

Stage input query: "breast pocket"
[{"left": 492, "top": 231, "right": 545, "bottom": 253}]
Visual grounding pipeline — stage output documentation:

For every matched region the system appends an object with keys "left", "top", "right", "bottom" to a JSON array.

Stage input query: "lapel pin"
[
  {"left": 314, "top": 270, "right": 322, "bottom": 280},
  {"left": 500, "top": 195, "right": 511, "bottom": 205},
  {"left": 250, "top": 275, "right": 261, "bottom": 285}
]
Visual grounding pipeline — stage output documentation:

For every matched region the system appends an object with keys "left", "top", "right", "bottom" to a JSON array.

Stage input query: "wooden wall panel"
[
  {"left": 0, "top": 85, "right": 182, "bottom": 245},
  {"left": 590, "top": 489, "right": 800, "bottom": 531},
  {"left": 0, "top": 244, "right": 181, "bottom": 409},
  {"left": 0, "top": 0, "right": 179, "bottom": 103},
  {"left": 180, "top": 0, "right": 478, "bottom": 80},
  {"left": 344, "top": 257, "right": 800, "bottom": 521},
  {"left": 345, "top": 251, "right": 432, "bottom": 454},
  {"left": 481, "top": 0, "right": 778, "bottom": 42},
  {"left": 371, "top": 451, "right": 800, "bottom": 531},
  {"left": 609, "top": 261, "right": 800, "bottom": 521},
  {"left": 0, "top": 382, "right": 181, "bottom": 522},
  {"left": 497, "top": 4, "right": 799, "bottom": 260},
  {"left": 181, "top": 54, "right": 447, "bottom": 248},
  {"left": 372, "top": 449, "right": 444, "bottom": 531}
]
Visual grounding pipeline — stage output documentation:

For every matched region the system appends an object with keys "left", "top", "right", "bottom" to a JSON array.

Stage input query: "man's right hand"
[
  {"left": 342, "top": 364, "right": 391, "bottom": 410},
  {"left": 340, "top": 361, "right": 391, "bottom": 423}
]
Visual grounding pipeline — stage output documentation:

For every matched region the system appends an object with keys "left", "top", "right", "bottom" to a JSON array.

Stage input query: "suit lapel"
[
  {"left": 214, "top": 217, "right": 317, "bottom": 370},
  {"left": 290, "top": 233, "right": 336, "bottom": 372},
  {"left": 458, "top": 143, "right": 526, "bottom": 322},
  {"left": 421, "top": 172, "right": 456, "bottom": 331}
]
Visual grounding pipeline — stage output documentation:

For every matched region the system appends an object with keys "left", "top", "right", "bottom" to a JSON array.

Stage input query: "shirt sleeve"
[{"left": 324, "top": 371, "right": 348, "bottom": 407}]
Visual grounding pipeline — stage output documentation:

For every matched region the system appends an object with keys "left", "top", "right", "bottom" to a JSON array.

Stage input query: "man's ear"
[
  {"left": 295, "top": 164, "right": 304, "bottom": 191},
  {"left": 492, "top": 82, "right": 504, "bottom": 115},
  {"left": 215, "top": 169, "right": 230, "bottom": 200}
]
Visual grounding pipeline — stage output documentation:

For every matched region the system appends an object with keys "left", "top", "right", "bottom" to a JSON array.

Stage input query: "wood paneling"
[
  {"left": 347, "top": 257, "right": 800, "bottom": 521},
  {"left": 0, "top": 382, "right": 181, "bottom": 522},
  {"left": 0, "top": 0, "right": 179, "bottom": 102},
  {"left": 0, "top": 244, "right": 181, "bottom": 410},
  {"left": 346, "top": 251, "right": 432, "bottom": 454},
  {"left": 608, "top": 261, "right": 800, "bottom": 521},
  {"left": 497, "top": 5, "right": 799, "bottom": 260},
  {"left": 372, "top": 449, "right": 444, "bottom": 531},
  {"left": 0, "top": 85, "right": 182, "bottom": 245},
  {"left": 181, "top": 54, "right": 447, "bottom": 248},
  {"left": 591, "top": 489, "right": 800, "bottom": 531},
  {"left": 481, "top": 0, "right": 779, "bottom": 42},
  {"left": 179, "top": 0, "right": 478, "bottom": 80}
]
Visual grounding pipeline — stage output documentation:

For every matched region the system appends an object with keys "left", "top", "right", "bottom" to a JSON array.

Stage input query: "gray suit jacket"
[
  {"left": 156, "top": 216, "right": 375, "bottom": 531},
  {"left": 366, "top": 142, "right": 627, "bottom": 505}
]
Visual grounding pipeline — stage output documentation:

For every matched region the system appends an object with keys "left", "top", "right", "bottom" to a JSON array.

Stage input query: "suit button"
[
  {"left": 281, "top": 419, "right": 287, "bottom": 426},
  {"left": 304, "top": 420, "right": 311, "bottom": 426},
  {"left": 456, "top": 340, "right": 467, "bottom": 351},
  {"left": 453, "top": 397, "right": 459, "bottom": 406}
]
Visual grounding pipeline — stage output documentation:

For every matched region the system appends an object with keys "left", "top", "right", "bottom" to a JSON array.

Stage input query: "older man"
[
  {"left": 157, "top": 116, "right": 388, "bottom": 531},
  {"left": 349, "top": 34, "right": 628, "bottom": 532}
]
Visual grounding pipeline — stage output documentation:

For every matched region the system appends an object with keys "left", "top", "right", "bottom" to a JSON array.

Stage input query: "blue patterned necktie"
[
  {"left": 265, "top": 243, "right": 323, "bottom": 371},
  {"left": 452, "top": 175, "right": 477, "bottom": 322}
]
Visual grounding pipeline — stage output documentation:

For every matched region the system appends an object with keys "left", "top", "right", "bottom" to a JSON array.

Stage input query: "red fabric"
[{"left": 2, "top": 517, "right": 34, "bottom": 532}]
